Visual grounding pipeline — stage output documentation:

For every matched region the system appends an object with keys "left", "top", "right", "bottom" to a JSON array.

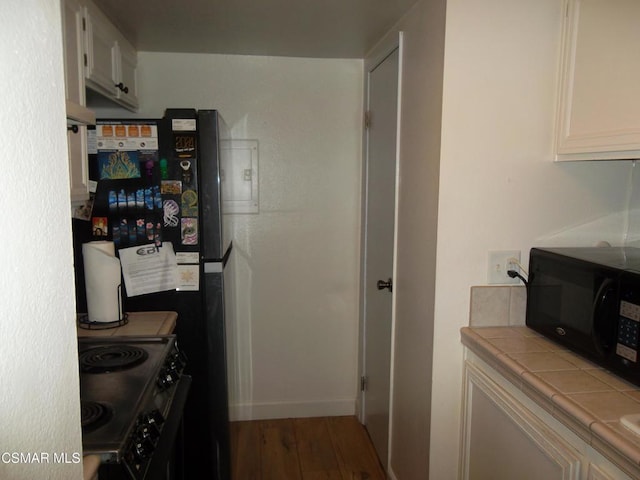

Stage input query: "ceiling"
[{"left": 95, "top": 0, "right": 418, "bottom": 59}]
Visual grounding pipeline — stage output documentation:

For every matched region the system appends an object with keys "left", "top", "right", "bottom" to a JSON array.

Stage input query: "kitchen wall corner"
[{"left": 469, "top": 285, "right": 526, "bottom": 327}]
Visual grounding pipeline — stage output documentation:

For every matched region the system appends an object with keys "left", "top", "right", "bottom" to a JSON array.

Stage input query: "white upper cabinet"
[
  {"left": 555, "top": 0, "right": 640, "bottom": 161},
  {"left": 61, "top": 0, "right": 138, "bottom": 204},
  {"left": 62, "top": 0, "right": 94, "bottom": 203},
  {"left": 62, "top": 0, "right": 84, "bottom": 107},
  {"left": 62, "top": 0, "right": 95, "bottom": 125},
  {"left": 83, "top": 0, "right": 138, "bottom": 111}
]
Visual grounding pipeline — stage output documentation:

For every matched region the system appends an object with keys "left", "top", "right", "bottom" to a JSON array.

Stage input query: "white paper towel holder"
[{"left": 78, "top": 283, "right": 129, "bottom": 330}]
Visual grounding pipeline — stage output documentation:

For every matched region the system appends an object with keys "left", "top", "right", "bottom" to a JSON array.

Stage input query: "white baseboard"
[{"left": 229, "top": 398, "right": 356, "bottom": 421}]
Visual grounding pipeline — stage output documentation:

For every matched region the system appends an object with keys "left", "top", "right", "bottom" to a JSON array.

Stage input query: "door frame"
[{"left": 358, "top": 31, "right": 403, "bottom": 470}]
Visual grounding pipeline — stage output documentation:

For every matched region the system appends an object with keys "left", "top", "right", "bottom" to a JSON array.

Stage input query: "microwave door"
[{"left": 526, "top": 257, "right": 615, "bottom": 358}]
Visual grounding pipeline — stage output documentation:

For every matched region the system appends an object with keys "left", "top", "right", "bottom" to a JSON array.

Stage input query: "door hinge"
[
  {"left": 361, "top": 375, "right": 368, "bottom": 392},
  {"left": 364, "top": 111, "right": 371, "bottom": 129}
]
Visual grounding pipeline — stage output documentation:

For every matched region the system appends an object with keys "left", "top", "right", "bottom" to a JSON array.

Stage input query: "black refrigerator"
[{"left": 72, "top": 109, "right": 232, "bottom": 480}]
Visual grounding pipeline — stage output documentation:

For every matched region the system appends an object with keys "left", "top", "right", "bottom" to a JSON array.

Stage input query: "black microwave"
[{"left": 526, "top": 247, "right": 640, "bottom": 386}]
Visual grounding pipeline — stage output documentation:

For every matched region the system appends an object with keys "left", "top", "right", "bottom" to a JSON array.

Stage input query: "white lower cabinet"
[
  {"left": 460, "top": 355, "right": 632, "bottom": 480},
  {"left": 67, "top": 124, "right": 89, "bottom": 203}
]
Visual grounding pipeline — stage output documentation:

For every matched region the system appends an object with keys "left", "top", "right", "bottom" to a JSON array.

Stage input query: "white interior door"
[{"left": 362, "top": 46, "right": 399, "bottom": 471}]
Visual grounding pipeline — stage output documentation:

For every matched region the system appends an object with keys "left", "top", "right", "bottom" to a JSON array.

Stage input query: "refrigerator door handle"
[
  {"left": 203, "top": 262, "right": 223, "bottom": 274},
  {"left": 203, "top": 243, "right": 232, "bottom": 273}
]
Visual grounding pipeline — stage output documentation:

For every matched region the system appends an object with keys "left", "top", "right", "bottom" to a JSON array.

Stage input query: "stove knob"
[
  {"left": 145, "top": 409, "right": 164, "bottom": 427},
  {"left": 143, "top": 423, "right": 161, "bottom": 443},
  {"left": 157, "top": 368, "right": 180, "bottom": 390},
  {"left": 133, "top": 437, "right": 154, "bottom": 461},
  {"left": 172, "top": 351, "right": 187, "bottom": 371},
  {"left": 165, "top": 354, "right": 184, "bottom": 374},
  {"left": 157, "top": 369, "right": 175, "bottom": 390},
  {"left": 138, "top": 424, "right": 152, "bottom": 439}
]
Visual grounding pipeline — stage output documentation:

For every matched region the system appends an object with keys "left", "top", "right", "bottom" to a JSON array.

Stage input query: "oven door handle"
[
  {"left": 141, "top": 375, "right": 192, "bottom": 480},
  {"left": 592, "top": 278, "right": 617, "bottom": 357}
]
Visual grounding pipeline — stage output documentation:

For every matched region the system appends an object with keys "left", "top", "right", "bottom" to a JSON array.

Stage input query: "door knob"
[{"left": 377, "top": 278, "right": 393, "bottom": 292}]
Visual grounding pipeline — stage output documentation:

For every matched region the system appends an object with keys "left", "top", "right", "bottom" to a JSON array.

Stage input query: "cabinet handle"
[
  {"left": 115, "top": 82, "right": 129, "bottom": 94},
  {"left": 376, "top": 278, "right": 393, "bottom": 292},
  {"left": 67, "top": 125, "right": 79, "bottom": 134}
]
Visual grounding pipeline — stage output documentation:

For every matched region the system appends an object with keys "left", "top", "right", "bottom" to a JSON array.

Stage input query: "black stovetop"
[{"left": 78, "top": 336, "right": 177, "bottom": 461}]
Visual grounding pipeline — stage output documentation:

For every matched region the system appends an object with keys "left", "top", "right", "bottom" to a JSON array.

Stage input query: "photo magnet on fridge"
[
  {"left": 181, "top": 190, "right": 198, "bottom": 217},
  {"left": 181, "top": 218, "right": 198, "bottom": 245},
  {"left": 98, "top": 151, "right": 141, "bottom": 179}
]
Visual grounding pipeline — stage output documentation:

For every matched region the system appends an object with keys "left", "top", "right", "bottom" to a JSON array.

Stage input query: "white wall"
[
  {"left": 431, "top": 0, "right": 639, "bottom": 478},
  {"left": 0, "top": 1, "right": 83, "bottom": 479},
  {"left": 122, "top": 53, "right": 364, "bottom": 419}
]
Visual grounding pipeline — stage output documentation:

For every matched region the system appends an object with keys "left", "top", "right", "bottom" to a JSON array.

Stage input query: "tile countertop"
[
  {"left": 461, "top": 326, "right": 640, "bottom": 477},
  {"left": 79, "top": 310, "right": 177, "bottom": 480},
  {"left": 77, "top": 310, "right": 177, "bottom": 337}
]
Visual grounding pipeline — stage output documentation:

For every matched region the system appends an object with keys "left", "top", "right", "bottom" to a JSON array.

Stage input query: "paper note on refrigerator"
[{"left": 118, "top": 242, "right": 177, "bottom": 297}]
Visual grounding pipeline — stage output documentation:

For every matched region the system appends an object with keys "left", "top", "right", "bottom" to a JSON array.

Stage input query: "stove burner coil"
[
  {"left": 79, "top": 345, "right": 149, "bottom": 373},
  {"left": 81, "top": 400, "right": 112, "bottom": 432}
]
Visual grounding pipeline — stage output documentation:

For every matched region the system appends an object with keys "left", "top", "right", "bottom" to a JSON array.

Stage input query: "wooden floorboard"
[
  {"left": 230, "top": 416, "right": 385, "bottom": 480},
  {"left": 230, "top": 420, "right": 262, "bottom": 480},
  {"left": 261, "top": 419, "right": 302, "bottom": 480},
  {"left": 295, "top": 417, "right": 339, "bottom": 475},
  {"left": 327, "top": 416, "right": 385, "bottom": 480}
]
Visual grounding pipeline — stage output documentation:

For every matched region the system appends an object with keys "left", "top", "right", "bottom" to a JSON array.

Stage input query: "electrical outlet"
[{"left": 487, "top": 250, "right": 521, "bottom": 284}]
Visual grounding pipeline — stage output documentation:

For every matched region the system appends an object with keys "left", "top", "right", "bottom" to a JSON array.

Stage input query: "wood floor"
[{"left": 230, "top": 416, "right": 386, "bottom": 480}]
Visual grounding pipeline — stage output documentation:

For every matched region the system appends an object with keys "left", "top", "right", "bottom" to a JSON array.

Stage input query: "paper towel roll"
[
  {"left": 83, "top": 241, "right": 123, "bottom": 323},
  {"left": 86, "top": 240, "right": 115, "bottom": 256}
]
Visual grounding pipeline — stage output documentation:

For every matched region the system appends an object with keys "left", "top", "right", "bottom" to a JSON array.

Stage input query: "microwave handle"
[{"left": 592, "top": 278, "right": 617, "bottom": 357}]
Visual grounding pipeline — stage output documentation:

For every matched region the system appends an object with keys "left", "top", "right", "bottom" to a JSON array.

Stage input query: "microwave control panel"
[{"left": 617, "top": 300, "right": 640, "bottom": 362}]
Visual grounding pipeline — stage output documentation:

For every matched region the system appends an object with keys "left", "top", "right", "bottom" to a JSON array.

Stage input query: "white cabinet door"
[
  {"left": 461, "top": 354, "right": 637, "bottom": 480},
  {"left": 61, "top": 0, "right": 84, "bottom": 106},
  {"left": 556, "top": 0, "right": 640, "bottom": 160},
  {"left": 588, "top": 463, "right": 622, "bottom": 480},
  {"left": 556, "top": 0, "right": 640, "bottom": 161},
  {"left": 116, "top": 39, "right": 138, "bottom": 110},
  {"left": 67, "top": 125, "right": 89, "bottom": 203},
  {"left": 83, "top": 0, "right": 138, "bottom": 111},
  {"left": 461, "top": 362, "right": 581, "bottom": 480},
  {"left": 84, "top": 1, "right": 118, "bottom": 100}
]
